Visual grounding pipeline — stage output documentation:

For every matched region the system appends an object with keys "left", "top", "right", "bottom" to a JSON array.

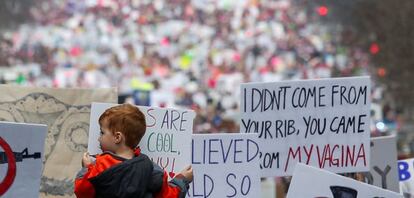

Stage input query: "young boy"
[{"left": 74, "top": 104, "right": 193, "bottom": 198}]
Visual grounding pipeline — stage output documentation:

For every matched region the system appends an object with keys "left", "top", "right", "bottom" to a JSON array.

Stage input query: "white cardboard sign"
[
  {"left": 188, "top": 133, "right": 261, "bottom": 198},
  {"left": 240, "top": 77, "right": 371, "bottom": 177},
  {"left": 88, "top": 102, "right": 195, "bottom": 178},
  {"left": 360, "top": 136, "right": 399, "bottom": 192},
  {"left": 287, "top": 163, "right": 402, "bottom": 198},
  {"left": 398, "top": 158, "right": 414, "bottom": 197},
  {"left": 0, "top": 121, "right": 47, "bottom": 197}
]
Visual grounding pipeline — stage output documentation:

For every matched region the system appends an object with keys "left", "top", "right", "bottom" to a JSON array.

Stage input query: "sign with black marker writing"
[
  {"left": 241, "top": 77, "right": 371, "bottom": 176},
  {"left": 287, "top": 163, "right": 402, "bottom": 198},
  {"left": 0, "top": 121, "right": 47, "bottom": 197},
  {"left": 188, "top": 133, "right": 261, "bottom": 198},
  {"left": 360, "top": 136, "right": 399, "bottom": 192},
  {"left": 88, "top": 102, "right": 195, "bottom": 179}
]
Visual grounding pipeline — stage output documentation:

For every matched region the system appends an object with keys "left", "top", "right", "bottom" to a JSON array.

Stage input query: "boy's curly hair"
[{"left": 99, "top": 104, "right": 146, "bottom": 149}]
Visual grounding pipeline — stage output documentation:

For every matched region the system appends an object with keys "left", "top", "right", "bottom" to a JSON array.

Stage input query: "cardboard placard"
[
  {"left": 88, "top": 102, "right": 195, "bottom": 178},
  {"left": 240, "top": 77, "right": 371, "bottom": 177},
  {"left": 287, "top": 163, "right": 402, "bottom": 198},
  {"left": 0, "top": 121, "right": 47, "bottom": 197},
  {"left": 189, "top": 133, "right": 261, "bottom": 198},
  {"left": 360, "top": 136, "right": 399, "bottom": 192}
]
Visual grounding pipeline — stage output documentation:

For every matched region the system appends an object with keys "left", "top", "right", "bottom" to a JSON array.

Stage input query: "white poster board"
[
  {"left": 287, "top": 163, "right": 402, "bottom": 198},
  {"left": 360, "top": 136, "right": 399, "bottom": 192},
  {"left": 0, "top": 121, "right": 47, "bottom": 197},
  {"left": 398, "top": 158, "right": 414, "bottom": 197},
  {"left": 0, "top": 85, "right": 117, "bottom": 197},
  {"left": 241, "top": 77, "right": 371, "bottom": 177},
  {"left": 88, "top": 103, "right": 195, "bottom": 178},
  {"left": 189, "top": 133, "right": 261, "bottom": 198}
]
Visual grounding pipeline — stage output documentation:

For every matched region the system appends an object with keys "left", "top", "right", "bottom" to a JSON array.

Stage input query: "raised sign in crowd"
[
  {"left": 0, "top": 77, "right": 410, "bottom": 197},
  {"left": 0, "top": 0, "right": 408, "bottom": 198}
]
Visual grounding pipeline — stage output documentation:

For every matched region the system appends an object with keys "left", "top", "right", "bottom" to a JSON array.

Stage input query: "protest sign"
[
  {"left": 287, "top": 163, "right": 402, "bottom": 198},
  {"left": 189, "top": 133, "right": 260, "bottom": 198},
  {"left": 360, "top": 136, "right": 399, "bottom": 192},
  {"left": 398, "top": 158, "right": 414, "bottom": 197},
  {"left": 0, "top": 85, "right": 117, "bottom": 197},
  {"left": 241, "top": 77, "right": 371, "bottom": 176},
  {"left": 88, "top": 102, "right": 195, "bottom": 178},
  {"left": 0, "top": 121, "right": 47, "bottom": 197}
]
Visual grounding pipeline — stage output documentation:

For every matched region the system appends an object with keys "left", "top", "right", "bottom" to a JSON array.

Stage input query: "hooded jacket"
[{"left": 74, "top": 148, "right": 189, "bottom": 198}]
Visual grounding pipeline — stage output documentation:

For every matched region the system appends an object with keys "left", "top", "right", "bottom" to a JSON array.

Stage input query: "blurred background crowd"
[{"left": 0, "top": 0, "right": 409, "bottom": 158}]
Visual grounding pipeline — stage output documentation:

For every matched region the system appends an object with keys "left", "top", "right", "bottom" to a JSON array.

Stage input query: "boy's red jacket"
[{"left": 74, "top": 148, "right": 189, "bottom": 198}]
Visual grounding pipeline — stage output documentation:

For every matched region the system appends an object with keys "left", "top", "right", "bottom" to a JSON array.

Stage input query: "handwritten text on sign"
[
  {"left": 240, "top": 77, "right": 371, "bottom": 176},
  {"left": 398, "top": 158, "right": 414, "bottom": 197},
  {"left": 360, "top": 136, "right": 399, "bottom": 193},
  {"left": 189, "top": 134, "right": 261, "bottom": 198},
  {"left": 88, "top": 103, "right": 195, "bottom": 178}
]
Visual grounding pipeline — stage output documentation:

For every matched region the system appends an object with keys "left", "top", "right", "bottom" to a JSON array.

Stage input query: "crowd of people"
[{"left": 0, "top": 0, "right": 373, "bottom": 133}]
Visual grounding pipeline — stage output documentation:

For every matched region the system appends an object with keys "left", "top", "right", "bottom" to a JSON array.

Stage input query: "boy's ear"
[{"left": 114, "top": 131, "right": 123, "bottom": 144}]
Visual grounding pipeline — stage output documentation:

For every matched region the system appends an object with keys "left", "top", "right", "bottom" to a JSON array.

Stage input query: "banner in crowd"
[
  {"left": 359, "top": 136, "right": 399, "bottom": 192},
  {"left": 287, "top": 163, "right": 402, "bottom": 198},
  {"left": 241, "top": 77, "right": 371, "bottom": 176},
  {"left": 188, "top": 133, "right": 261, "bottom": 198},
  {"left": 0, "top": 85, "right": 117, "bottom": 197},
  {"left": 88, "top": 102, "right": 195, "bottom": 178},
  {"left": 398, "top": 158, "right": 414, "bottom": 197},
  {"left": 0, "top": 121, "right": 47, "bottom": 197}
]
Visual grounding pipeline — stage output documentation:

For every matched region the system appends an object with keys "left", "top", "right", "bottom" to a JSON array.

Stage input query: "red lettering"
[
  {"left": 284, "top": 143, "right": 367, "bottom": 174},
  {"left": 331, "top": 144, "right": 339, "bottom": 167},
  {"left": 317, "top": 145, "right": 325, "bottom": 168},
  {"left": 355, "top": 143, "right": 366, "bottom": 166},
  {"left": 303, "top": 144, "right": 314, "bottom": 164},
  {"left": 284, "top": 147, "right": 301, "bottom": 172},
  {"left": 322, "top": 144, "right": 332, "bottom": 168},
  {"left": 341, "top": 145, "right": 344, "bottom": 167},
  {"left": 346, "top": 145, "right": 355, "bottom": 166}
]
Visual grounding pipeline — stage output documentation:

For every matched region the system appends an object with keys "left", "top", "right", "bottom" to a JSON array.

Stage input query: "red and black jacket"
[{"left": 74, "top": 148, "right": 189, "bottom": 198}]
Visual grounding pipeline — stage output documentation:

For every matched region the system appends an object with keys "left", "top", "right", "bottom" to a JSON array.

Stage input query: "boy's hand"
[
  {"left": 82, "top": 152, "right": 92, "bottom": 167},
  {"left": 179, "top": 165, "right": 193, "bottom": 182}
]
